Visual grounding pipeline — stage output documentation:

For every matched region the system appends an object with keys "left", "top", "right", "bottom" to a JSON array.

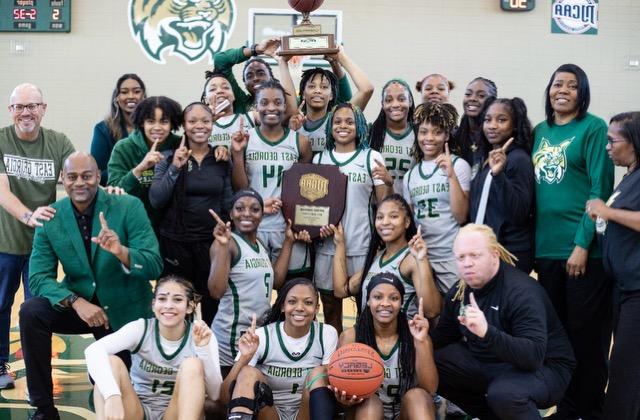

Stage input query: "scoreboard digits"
[{"left": 0, "top": 0, "right": 71, "bottom": 32}]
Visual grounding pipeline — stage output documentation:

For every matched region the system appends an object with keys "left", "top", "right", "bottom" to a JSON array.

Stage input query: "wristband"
[
  {"left": 66, "top": 293, "right": 79, "bottom": 308},
  {"left": 250, "top": 43, "right": 259, "bottom": 56}
]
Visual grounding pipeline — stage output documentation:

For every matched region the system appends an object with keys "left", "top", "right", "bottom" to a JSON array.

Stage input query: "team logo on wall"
[
  {"left": 551, "top": 0, "right": 598, "bottom": 35},
  {"left": 532, "top": 138, "right": 573, "bottom": 184},
  {"left": 128, "top": 0, "right": 236, "bottom": 64}
]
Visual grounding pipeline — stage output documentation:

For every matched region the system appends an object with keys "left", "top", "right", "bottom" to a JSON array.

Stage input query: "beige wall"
[{"left": 1, "top": 0, "right": 639, "bottom": 155}]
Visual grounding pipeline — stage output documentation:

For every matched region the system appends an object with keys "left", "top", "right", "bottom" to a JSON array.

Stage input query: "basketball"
[
  {"left": 288, "top": 0, "right": 324, "bottom": 14},
  {"left": 328, "top": 343, "right": 385, "bottom": 398}
]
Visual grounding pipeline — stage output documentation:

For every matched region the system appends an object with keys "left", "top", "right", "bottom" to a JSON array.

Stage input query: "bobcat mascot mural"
[{"left": 129, "top": 0, "right": 236, "bottom": 64}]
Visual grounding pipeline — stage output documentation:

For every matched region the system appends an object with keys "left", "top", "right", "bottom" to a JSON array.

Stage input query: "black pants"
[
  {"left": 160, "top": 237, "right": 219, "bottom": 325},
  {"left": 18, "top": 296, "right": 130, "bottom": 409},
  {"left": 536, "top": 258, "right": 612, "bottom": 420},
  {"left": 602, "top": 288, "right": 640, "bottom": 420},
  {"left": 511, "top": 249, "right": 534, "bottom": 275},
  {"left": 435, "top": 342, "right": 571, "bottom": 420}
]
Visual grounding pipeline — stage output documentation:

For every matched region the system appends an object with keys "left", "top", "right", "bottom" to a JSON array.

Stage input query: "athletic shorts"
[
  {"left": 430, "top": 259, "right": 460, "bottom": 293},
  {"left": 313, "top": 253, "right": 366, "bottom": 294},
  {"left": 257, "top": 230, "right": 311, "bottom": 274},
  {"left": 275, "top": 404, "right": 299, "bottom": 420},
  {"left": 140, "top": 397, "right": 167, "bottom": 420}
]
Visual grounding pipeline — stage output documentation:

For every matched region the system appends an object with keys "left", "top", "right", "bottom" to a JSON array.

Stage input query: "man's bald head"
[
  {"left": 9, "top": 83, "right": 47, "bottom": 141},
  {"left": 9, "top": 83, "right": 44, "bottom": 104},
  {"left": 62, "top": 152, "right": 101, "bottom": 210}
]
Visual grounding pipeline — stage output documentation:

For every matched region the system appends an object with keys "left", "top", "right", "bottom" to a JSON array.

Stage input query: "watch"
[
  {"left": 250, "top": 43, "right": 259, "bottom": 56},
  {"left": 66, "top": 293, "right": 79, "bottom": 307}
]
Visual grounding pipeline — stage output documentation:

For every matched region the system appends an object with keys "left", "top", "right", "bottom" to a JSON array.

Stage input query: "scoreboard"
[{"left": 0, "top": 0, "right": 71, "bottom": 32}]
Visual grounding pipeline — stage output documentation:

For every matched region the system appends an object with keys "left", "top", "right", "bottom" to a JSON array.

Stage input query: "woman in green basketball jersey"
[
  {"left": 334, "top": 273, "right": 437, "bottom": 420},
  {"left": 369, "top": 80, "right": 417, "bottom": 193},
  {"left": 222, "top": 278, "right": 339, "bottom": 420},
  {"left": 332, "top": 193, "right": 441, "bottom": 320}
]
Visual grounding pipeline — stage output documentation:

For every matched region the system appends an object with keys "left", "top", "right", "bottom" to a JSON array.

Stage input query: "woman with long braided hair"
[{"left": 333, "top": 273, "right": 437, "bottom": 420}]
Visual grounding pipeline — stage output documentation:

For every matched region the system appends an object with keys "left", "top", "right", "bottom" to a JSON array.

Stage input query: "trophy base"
[{"left": 278, "top": 33, "right": 339, "bottom": 57}]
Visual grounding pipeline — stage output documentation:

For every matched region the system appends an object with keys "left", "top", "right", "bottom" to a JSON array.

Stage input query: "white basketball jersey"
[
  {"left": 298, "top": 115, "right": 329, "bottom": 155},
  {"left": 377, "top": 341, "right": 402, "bottom": 418},
  {"left": 130, "top": 319, "right": 198, "bottom": 408},
  {"left": 245, "top": 128, "right": 300, "bottom": 232},
  {"left": 360, "top": 247, "right": 418, "bottom": 318},
  {"left": 209, "top": 113, "right": 254, "bottom": 149},
  {"left": 402, "top": 156, "right": 471, "bottom": 262},
  {"left": 212, "top": 233, "right": 274, "bottom": 366},
  {"left": 254, "top": 321, "right": 333, "bottom": 411},
  {"left": 313, "top": 149, "right": 377, "bottom": 257},
  {"left": 380, "top": 128, "right": 416, "bottom": 194}
]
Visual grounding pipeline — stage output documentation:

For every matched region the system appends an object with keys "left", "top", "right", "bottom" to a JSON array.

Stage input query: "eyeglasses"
[
  {"left": 10, "top": 103, "right": 43, "bottom": 113},
  {"left": 607, "top": 138, "right": 627, "bottom": 146}
]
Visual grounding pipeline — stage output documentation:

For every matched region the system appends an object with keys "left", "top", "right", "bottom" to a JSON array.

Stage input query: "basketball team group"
[{"left": 1, "top": 35, "right": 639, "bottom": 420}]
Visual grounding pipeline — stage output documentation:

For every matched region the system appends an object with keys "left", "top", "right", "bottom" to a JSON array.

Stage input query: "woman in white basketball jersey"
[
  {"left": 222, "top": 278, "right": 339, "bottom": 420},
  {"left": 313, "top": 102, "right": 394, "bottom": 333},
  {"left": 209, "top": 189, "right": 309, "bottom": 373},
  {"left": 85, "top": 276, "right": 222, "bottom": 420},
  {"left": 368, "top": 79, "right": 417, "bottom": 194},
  {"left": 230, "top": 80, "right": 313, "bottom": 276},
  {"left": 335, "top": 273, "right": 437, "bottom": 420},
  {"left": 332, "top": 193, "right": 441, "bottom": 320},
  {"left": 402, "top": 102, "right": 471, "bottom": 293}
]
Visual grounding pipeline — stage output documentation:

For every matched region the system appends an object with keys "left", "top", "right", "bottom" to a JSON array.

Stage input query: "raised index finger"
[
  {"left": 238, "top": 116, "right": 245, "bottom": 133},
  {"left": 418, "top": 297, "right": 424, "bottom": 317},
  {"left": 297, "top": 100, "right": 306, "bottom": 114},
  {"left": 250, "top": 313, "right": 257, "bottom": 331},
  {"left": 150, "top": 139, "right": 159, "bottom": 152},
  {"left": 99, "top": 212, "right": 109, "bottom": 230},
  {"left": 444, "top": 142, "right": 450, "bottom": 156},
  {"left": 501, "top": 137, "right": 514, "bottom": 152},
  {"left": 208, "top": 209, "right": 225, "bottom": 226},
  {"left": 179, "top": 135, "right": 186, "bottom": 149},
  {"left": 469, "top": 292, "right": 479, "bottom": 309}
]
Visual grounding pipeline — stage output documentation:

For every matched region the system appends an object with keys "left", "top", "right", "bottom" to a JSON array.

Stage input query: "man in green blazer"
[{"left": 19, "top": 152, "right": 162, "bottom": 420}]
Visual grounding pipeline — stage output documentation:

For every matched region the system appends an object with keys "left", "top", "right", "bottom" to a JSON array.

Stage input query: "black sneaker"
[
  {"left": 30, "top": 407, "right": 60, "bottom": 420},
  {"left": 0, "top": 362, "right": 15, "bottom": 389}
]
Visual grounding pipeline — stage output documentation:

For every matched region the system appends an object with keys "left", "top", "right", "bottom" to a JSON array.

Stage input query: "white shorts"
[
  {"left": 140, "top": 397, "right": 167, "bottom": 420},
  {"left": 274, "top": 404, "right": 299, "bottom": 420},
  {"left": 430, "top": 259, "right": 460, "bottom": 293},
  {"left": 313, "top": 253, "right": 366, "bottom": 294},
  {"left": 257, "top": 230, "right": 311, "bottom": 274}
]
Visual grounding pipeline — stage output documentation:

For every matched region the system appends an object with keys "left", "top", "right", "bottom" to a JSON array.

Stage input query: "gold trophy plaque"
[{"left": 279, "top": 0, "right": 339, "bottom": 57}]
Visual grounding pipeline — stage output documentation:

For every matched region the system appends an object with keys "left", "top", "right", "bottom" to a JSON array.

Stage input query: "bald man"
[
  {"left": 430, "top": 224, "right": 575, "bottom": 420},
  {"left": 0, "top": 83, "right": 75, "bottom": 390},
  {"left": 19, "top": 152, "right": 162, "bottom": 420}
]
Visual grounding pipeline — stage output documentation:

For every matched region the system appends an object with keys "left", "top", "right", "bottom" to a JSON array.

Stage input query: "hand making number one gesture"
[
  {"left": 209, "top": 208, "right": 231, "bottom": 246},
  {"left": 231, "top": 116, "right": 250, "bottom": 154},
  {"left": 409, "top": 298, "right": 430, "bottom": 341},
  {"left": 172, "top": 135, "right": 191, "bottom": 169},
  {"left": 458, "top": 292, "right": 488, "bottom": 339},
  {"left": 238, "top": 313, "right": 259, "bottom": 361},
  {"left": 435, "top": 143, "right": 455, "bottom": 178},
  {"left": 488, "top": 137, "right": 514, "bottom": 176},
  {"left": 91, "top": 212, "right": 123, "bottom": 256},
  {"left": 289, "top": 100, "right": 307, "bottom": 131}
]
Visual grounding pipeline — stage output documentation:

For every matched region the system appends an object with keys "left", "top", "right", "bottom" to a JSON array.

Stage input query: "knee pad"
[{"left": 227, "top": 381, "right": 274, "bottom": 420}]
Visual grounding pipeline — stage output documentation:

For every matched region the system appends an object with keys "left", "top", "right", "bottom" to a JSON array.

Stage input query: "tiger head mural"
[{"left": 129, "top": 0, "right": 236, "bottom": 64}]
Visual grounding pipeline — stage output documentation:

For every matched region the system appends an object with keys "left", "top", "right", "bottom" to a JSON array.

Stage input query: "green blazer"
[{"left": 29, "top": 189, "right": 162, "bottom": 330}]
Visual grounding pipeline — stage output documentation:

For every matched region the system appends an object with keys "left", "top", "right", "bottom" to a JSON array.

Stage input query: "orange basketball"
[
  {"left": 288, "top": 0, "right": 324, "bottom": 14},
  {"left": 328, "top": 343, "right": 385, "bottom": 398}
]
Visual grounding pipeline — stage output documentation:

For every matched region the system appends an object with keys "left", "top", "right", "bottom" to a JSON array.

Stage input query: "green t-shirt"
[
  {"left": 532, "top": 113, "right": 613, "bottom": 259},
  {"left": 0, "top": 125, "right": 75, "bottom": 254}
]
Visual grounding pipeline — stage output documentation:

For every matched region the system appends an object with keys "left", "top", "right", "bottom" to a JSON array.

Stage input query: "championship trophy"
[
  {"left": 281, "top": 163, "right": 347, "bottom": 239},
  {"left": 279, "top": 0, "right": 340, "bottom": 57}
]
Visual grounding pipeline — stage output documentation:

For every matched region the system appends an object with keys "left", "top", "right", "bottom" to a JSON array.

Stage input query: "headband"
[
  {"left": 230, "top": 188, "right": 264, "bottom": 211},
  {"left": 366, "top": 272, "right": 406, "bottom": 301}
]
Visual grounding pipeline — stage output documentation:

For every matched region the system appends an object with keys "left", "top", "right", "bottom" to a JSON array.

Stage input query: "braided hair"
[
  {"left": 262, "top": 278, "right": 319, "bottom": 326},
  {"left": 325, "top": 102, "right": 369, "bottom": 151},
  {"left": 451, "top": 224, "right": 517, "bottom": 303},
  {"left": 478, "top": 97, "right": 533, "bottom": 157},
  {"left": 354, "top": 194, "right": 417, "bottom": 311},
  {"left": 298, "top": 67, "right": 338, "bottom": 113},
  {"left": 355, "top": 273, "right": 416, "bottom": 400},
  {"left": 451, "top": 77, "right": 497, "bottom": 162},
  {"left": 369, "top": 79, "right": 415, "bottom": 152},
  {"left": 411, "top": 102, "right": 459, "bottom": 160}
]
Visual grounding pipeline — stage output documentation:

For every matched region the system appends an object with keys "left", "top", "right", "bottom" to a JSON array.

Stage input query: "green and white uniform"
[
  {"left": 245, "top": 127, "right": 310, "bottom": 273},
  {"left": 380, "top": 127, "right": 416, "bottom": 194},
  {"left": 248, "top": 321, "right": 338, "bottom": 420},
  {"left": 298, "top": 115, "right": 329, "bottom": 156},
  {"left": 209, "top": 113, "right": 254, "bottom": 149},
  {"left": 402, "top": 157, "right": 471, "bottom": 291},
  {"left": 361, "top": 247, "right": 418, "bottom": 318},
  {"left": 212, "top": 232, "right": 274, "bottom": 366},
  {"left": 377, "top": 340, "right": 402, "bottom": 420},
  {"left": 313, "top": 148, "right": 385, "bottom": 291}
]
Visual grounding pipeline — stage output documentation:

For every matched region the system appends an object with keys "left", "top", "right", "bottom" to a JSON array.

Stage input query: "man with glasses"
[{"left": 0, "top": 83, "right": 74, "bottom": 390}]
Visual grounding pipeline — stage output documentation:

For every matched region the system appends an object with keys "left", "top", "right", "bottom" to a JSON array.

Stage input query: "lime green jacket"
[{"left": 29, "top": 189, "right": 162, "bottom": 330}]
